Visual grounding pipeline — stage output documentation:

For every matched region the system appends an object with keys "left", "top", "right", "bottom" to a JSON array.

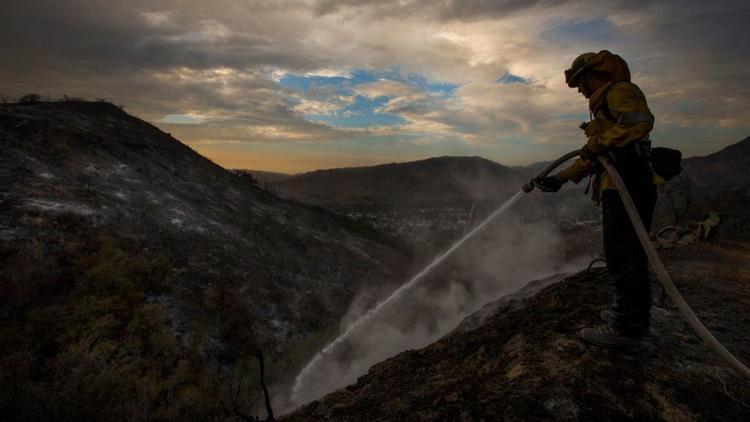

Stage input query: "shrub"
[
  {"left": 18, "top": 94, "right": 41, "bottom": 104},
  {"left": 0, "top": 234, "right": 278, "bottom": 420}
]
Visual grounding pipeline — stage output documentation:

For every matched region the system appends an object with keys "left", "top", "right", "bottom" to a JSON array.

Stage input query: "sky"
[{"left": 2, "top": 0, "right": 749, "bottom": 174}]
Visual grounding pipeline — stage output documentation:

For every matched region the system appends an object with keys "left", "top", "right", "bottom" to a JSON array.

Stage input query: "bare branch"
[
  {"left": 713, "top": 366, "right": 750, "bottom": 410},
  {"left": 258, "top": 349, "right": 274, "bottom": 421}
]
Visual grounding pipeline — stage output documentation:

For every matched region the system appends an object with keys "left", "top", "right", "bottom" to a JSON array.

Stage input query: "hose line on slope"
[
  {"left": 596, "top": 156, "right": 750, "bottom": 380},
  {"left": 522, "top": 150, "right": 750, "bottom": 380}
]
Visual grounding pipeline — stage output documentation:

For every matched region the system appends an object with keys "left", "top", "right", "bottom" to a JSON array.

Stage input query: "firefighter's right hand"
[{"left": 534, "top": 174, "right": 566, "bottom": 193}]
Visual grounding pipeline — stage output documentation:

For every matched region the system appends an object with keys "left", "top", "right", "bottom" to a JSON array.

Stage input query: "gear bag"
[
  {"left": 607, "top": 141, "right": 683, "bottom": 182},
  {"left": 650, "top": 147, "right": 682, "bottom": 181}
]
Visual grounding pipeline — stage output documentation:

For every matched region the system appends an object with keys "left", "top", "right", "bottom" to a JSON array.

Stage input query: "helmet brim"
[{"left": 565, "top": 67, "right": 583, "bottom": 88}]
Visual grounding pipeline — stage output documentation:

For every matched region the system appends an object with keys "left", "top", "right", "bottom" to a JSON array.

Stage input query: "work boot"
[
  {"left": 579, "top": 324, "right": 641, "bottom": 348},
  {"left": 600, "top": 309, "right": 615, "bottom": 324}
]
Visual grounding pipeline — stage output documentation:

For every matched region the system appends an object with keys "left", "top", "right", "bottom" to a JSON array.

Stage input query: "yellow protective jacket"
[{"left": 559, "top": 80, "right": 657, "bottom": 201}]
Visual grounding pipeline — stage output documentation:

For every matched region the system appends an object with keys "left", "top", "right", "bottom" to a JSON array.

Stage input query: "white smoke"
[{"left": 281, "top": 203, "right": 593, "bottom": 412}]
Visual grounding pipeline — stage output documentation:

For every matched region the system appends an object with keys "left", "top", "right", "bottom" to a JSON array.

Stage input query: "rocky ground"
[{"left": 285, "top": 240, "right": 750, "bottom": 421}]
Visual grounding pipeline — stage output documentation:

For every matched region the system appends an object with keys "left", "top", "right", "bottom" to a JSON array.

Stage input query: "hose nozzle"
[
  {"left": 522, "top": 180, "right": 535, "bottom": 193},
  {"left": 520, "top": 149, "right": 582, "bottom": 194}
]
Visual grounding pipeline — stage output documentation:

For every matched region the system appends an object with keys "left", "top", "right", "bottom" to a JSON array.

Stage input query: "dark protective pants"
[{"left": 601, "top": 153, "right": 657, "bottom": 338}]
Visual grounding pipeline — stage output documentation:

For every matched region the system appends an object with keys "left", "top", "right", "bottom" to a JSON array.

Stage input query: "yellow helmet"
[
  {"left": 564, "top": 50, "right": 631, "bottom": 88},
  {"left": 564, "top": 52, "right": 597, "bottom": 88}
]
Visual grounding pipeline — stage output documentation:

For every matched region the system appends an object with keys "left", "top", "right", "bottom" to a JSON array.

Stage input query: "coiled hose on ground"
[{"left": 524, "top": 150, "right": 750, "bottom": 380}]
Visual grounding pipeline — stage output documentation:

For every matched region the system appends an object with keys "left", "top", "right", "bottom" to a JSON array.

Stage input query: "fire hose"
[{"left": 523, "top": 150, "right": 750, "bottom": 380}]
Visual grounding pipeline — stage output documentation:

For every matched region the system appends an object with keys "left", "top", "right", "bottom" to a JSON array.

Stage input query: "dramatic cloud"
[{"left": 1, "top": 0, "right": 748, "bottom": 171}]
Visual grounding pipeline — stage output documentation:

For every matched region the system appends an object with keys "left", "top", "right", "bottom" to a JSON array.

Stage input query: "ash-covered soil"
[
  {"left": 0, "top": 101, "right": 411, "bottom": 355},
  {"left": 285, "top": 241, "right": 750, "bottom": 421}
]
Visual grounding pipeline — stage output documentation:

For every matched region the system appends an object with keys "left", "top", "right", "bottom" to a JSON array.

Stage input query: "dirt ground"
[{"left": 285, "top": 240, "right": 750, "bottom": 421}]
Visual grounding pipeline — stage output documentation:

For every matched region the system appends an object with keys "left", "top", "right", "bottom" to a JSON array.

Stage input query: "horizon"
[
  {"left": 234, "top": 133, "right": 747, "bottom": 175},
  {"left": 5, "top": 95, "right": 745, "bottom": 175},
  {"left": 3, "top": 1, "right": 749, "bottom": 173}
]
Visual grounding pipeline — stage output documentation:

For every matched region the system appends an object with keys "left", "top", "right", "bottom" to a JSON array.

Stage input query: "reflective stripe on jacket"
[{"left": 559, "top": 81, "right": 658, "bottom": 201}]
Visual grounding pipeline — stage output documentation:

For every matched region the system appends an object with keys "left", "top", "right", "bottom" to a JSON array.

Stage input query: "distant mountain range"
[
  {"left": 682, "top": 136, "right": 750, "bottom": 190},
  {"left": 255, "top": 136, "right": 750, "bottom": 256},
  {"left": 272, "top": 156, "right": 530, "bottom": 211},
  {"left": 235, "top": 169, "right": 292, "bottom": 184},
  {"left": 268, "top": 137, "right": 750, "bottom": 211}
]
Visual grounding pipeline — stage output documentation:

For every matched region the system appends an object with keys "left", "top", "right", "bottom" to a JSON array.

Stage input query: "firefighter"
[{"left": 536, "top": 50, "right": 658, "bottom": 347}]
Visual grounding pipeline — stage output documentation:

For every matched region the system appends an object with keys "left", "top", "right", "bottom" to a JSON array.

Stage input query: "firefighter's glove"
[{"left": 534, "top": 174, "right": 566, "bottom": 193}]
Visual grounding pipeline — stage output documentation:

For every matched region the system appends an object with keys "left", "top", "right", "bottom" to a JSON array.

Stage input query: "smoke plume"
[{"left": 281, "top": 206, "right": 593, "bottom": 412}]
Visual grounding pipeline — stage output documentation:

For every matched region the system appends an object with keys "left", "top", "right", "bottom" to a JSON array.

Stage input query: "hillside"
[
  {"left": 682, "top": 136, "right": 750, "bottom": 190},
  {"left": 269, "top": 136, "right": 750, "bottom": 257},
  {"left": 273, "top": 156, "right": 528, "bottom": 210},
  {"left": 0, "top": 101, "right": 411, "bottom": 419},
  {"left": 273, "top": 136, "right": 750, "bottom": 212},
  {"left": 272, "top": 156, "right": 599, "bottom": 258},
  {"left": 286, "top": 241, "right": 750, "bottom": 421},
  {"left": 234, "top": 169, "right": 292, "bottom": 184},
  {"left": 650, "top": 136, "right": 750, "bottom": 237}
]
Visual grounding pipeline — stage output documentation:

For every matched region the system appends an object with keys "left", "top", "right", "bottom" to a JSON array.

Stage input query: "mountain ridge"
[
  {"left": 273, "top": 155, "right": 528, "bottom": 211},
  {"left": 682, "top": 136, "right": 750, "bottom": 189},
  {"left": 272, "top": 136, "right": 750, "bottom": 207}
]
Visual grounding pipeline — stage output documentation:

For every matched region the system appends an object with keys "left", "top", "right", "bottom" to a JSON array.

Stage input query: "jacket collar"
[{"left": 589, "top": 81, "right": 615, "bottom": 112}]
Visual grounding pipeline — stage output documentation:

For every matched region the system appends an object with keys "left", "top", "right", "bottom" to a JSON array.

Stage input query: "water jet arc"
[
  {"left": 292, "top": 190, "right": 526, "bottom": 400},
  {"left": 293, "top": 148, "right": 750, "bottom": 408}
]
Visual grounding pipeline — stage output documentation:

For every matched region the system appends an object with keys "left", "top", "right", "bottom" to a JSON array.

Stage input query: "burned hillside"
[
  {"left": 0, "top": 100, "right": 411, "bottom": 419},
  {"left": 286, "top": 241, "right": 750, "bottom": 421}
]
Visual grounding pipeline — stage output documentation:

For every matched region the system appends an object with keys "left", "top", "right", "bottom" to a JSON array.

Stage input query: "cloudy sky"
[{"left": 2, "top": 0, "right": 748, "bottom": 173}]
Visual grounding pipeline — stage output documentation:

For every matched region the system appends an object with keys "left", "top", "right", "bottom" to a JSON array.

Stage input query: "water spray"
[
  {"left": 292, "top": 190, "right": 526, "bottom": 401},
  {"left": 292, "top": 148, "right": 749, "bottom": 408},
  {"left": 291, "top": 153, "right": 582, "bottom": 400}
]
